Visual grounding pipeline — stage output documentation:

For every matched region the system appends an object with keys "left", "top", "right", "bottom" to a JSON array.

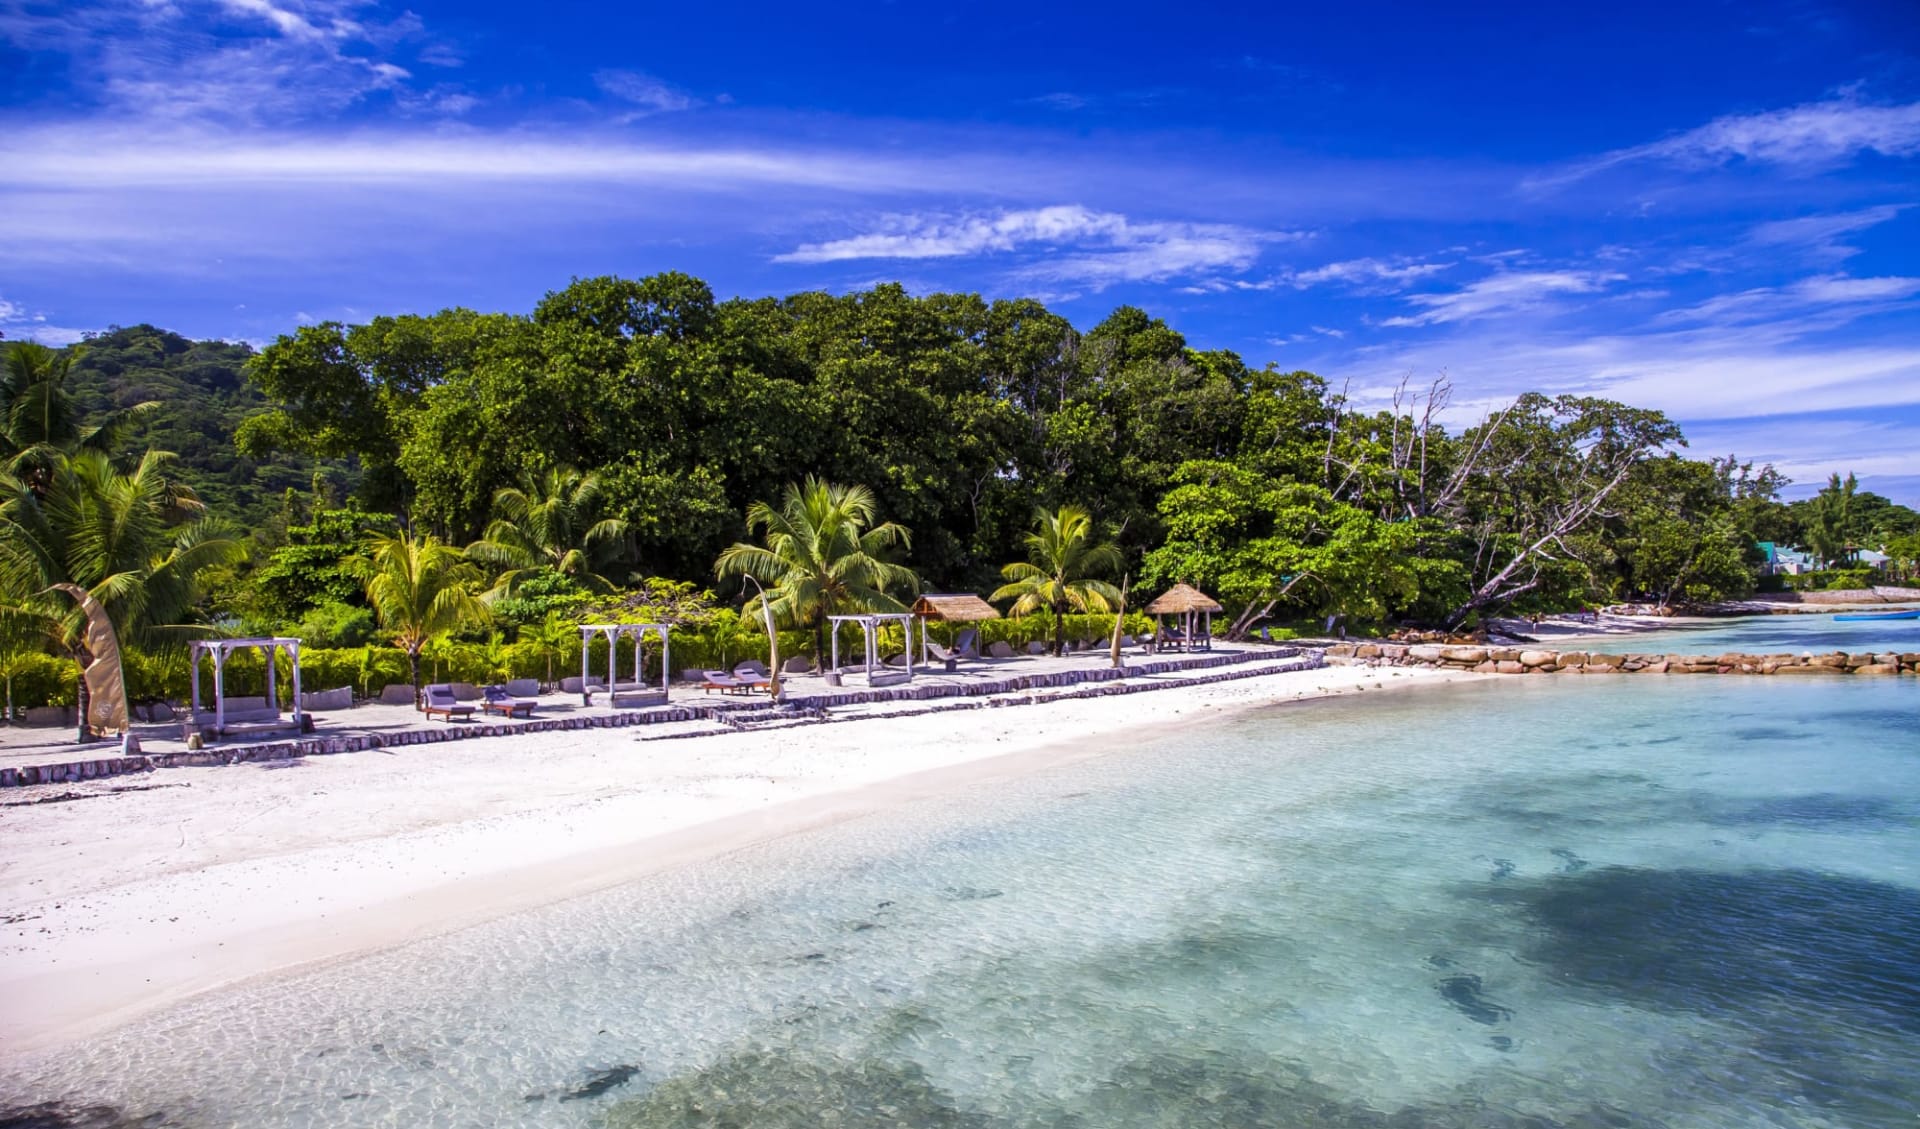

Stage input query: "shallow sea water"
[
  {"left": 1561, "top": 611, "right": 1920, "bottom": 656},
  {"left": 2, "top": 631, "right": 1917, "bottom": 1128}
]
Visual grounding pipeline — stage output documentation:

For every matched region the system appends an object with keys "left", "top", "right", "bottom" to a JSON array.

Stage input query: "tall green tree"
[
  {"left": 2, "top": 342, "right": 159, "bottom": 489},
  {"left": 352, "top": 531, "right": 489, "bottom": 706},
  {"left": 1805, "top": 473, "right": 1859, "bottom": 568},
  {"left": 991, "top": 505, "right": 1123, "bottom": 655},
  {"left": 466, "top": 466, "right": 632, "bottom": 595},
  {"left": 714, "top": 478, "right": 916, "bottom": 660},
  {"left": 0, "top": 450, "right": 242, "bottom": 737}
]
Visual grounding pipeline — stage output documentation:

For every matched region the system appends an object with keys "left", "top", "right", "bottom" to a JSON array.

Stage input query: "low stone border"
[
  {"left": 1326, "top": 642, "right": 1919, "bottom": 677},
  {"left": 642, "top": 653, "right": 1328, "bottom": 740},
  {"left": 0, "top": 648, "right": 1306, "bottom": 788}
]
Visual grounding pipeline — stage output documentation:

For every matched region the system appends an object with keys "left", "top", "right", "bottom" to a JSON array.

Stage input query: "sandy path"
[{"left": 0, "top": 664, "right": 1465, "bottom": 1058}]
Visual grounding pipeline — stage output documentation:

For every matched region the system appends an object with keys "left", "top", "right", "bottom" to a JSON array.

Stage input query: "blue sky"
[{"left": 2, "top": 0, "right": 1918, "bottom": 503}]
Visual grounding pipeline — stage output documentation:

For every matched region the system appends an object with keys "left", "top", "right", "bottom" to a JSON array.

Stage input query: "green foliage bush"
[
  {"left": 1, "top": 654, "right": 80, "bottom": 715},
  {"left": 294, "top": 601, "right": 378, "bottom": 648}
]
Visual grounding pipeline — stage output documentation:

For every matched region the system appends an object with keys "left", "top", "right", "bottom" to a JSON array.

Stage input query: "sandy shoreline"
[{"left": 0, "top": 663, "right": 1468, "bottom": 1061}]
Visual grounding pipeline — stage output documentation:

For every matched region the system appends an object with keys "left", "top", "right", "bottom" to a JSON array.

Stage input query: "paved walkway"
[{"left": 1, "top": 644, "right": 1304, "bottom": 785}]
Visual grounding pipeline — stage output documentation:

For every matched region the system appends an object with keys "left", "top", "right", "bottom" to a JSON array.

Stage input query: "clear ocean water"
[
  {"left": 2, "top": 619, "right": 1916, "bottom": 1128},
  {"left": 1561, "top": 610, "right": 1920, "bottom": 657}
]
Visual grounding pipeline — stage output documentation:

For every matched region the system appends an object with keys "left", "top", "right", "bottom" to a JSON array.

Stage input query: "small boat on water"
[{"left": 1833, "top": 609, "right": 1920, "bottom": 622}]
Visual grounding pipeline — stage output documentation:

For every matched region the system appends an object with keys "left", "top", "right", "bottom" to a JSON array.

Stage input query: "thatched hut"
[
  {"left": 1144, "top": 583, "right": 1223, "bottom": 652},
  {"left": 910, "top": 593, "right": 1001, "bottom": 664}
]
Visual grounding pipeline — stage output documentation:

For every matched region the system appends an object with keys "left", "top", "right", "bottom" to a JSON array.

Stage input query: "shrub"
[
  {"left": 295, "top": 601, "right": 378, "bottom": 649},
  {"left": 1, "top": 653, "right": 80, "bottom": 717}
]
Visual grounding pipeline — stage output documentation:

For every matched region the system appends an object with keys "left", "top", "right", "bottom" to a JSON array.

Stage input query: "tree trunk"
[
  {"left": 74, "top": 663, "right": 90, "bottom": 744},
  {"left": 1052, "top": 605, "right": 1065, "bottom": 656},
  {"left": 409, "top": 648, "right": 423, "bottom": 710}
]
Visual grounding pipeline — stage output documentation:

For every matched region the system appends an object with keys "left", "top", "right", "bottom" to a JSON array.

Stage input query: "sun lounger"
[
  {"left": 423, "top": 683, "right": 474, "bottom": 722},
  {"left": 730, "top": 663, "right": 773, "bottom": 693},
  {"left": 482, "top": 684, "right": 536, "bottom": 718},
  {"left": 697, "top": 669, "right": 750, "bottom": 694}
]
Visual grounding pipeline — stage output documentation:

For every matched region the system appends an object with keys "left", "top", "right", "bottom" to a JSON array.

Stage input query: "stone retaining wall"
[
  {"left": 1, "top": 648, "right": 1313, "bottom": 789},
  {"left": 1326, "top": 642, "right": 1919, "bottom": 677}
]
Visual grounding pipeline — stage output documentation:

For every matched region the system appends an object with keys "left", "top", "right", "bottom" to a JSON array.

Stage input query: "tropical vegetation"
[{"left": 2, "top": 276, "right": 1917, "bottom": 730}]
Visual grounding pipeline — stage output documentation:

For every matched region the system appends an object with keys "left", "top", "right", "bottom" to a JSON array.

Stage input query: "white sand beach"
[{"left": 0, "top": 663, "right": 1467, "bottom": 1059}]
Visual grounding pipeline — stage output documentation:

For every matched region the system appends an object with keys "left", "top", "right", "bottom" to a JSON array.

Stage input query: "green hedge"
[{"left": 0, "top": 613, "right": 1170, "bottom": 712}]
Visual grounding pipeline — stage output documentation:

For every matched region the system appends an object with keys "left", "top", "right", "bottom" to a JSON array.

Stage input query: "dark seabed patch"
[
  {"left": 1478, "top": 866, "right": 1920, "bottom": 1031},
  {"left": 1710, "top": 792, "right": 1914, "bottom": 829},
  {"left": 1436, "top": 974, "right": 1513, "bottom": 1025},
  {"left": 605, "top": 1043, "right": 1672, "bottom": 1128},
  {"left": 0, "top": 1105, "right": 168, "bottom": 1128}
]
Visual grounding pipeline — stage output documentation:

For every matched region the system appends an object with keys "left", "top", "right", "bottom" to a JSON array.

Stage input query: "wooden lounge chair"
[
  {"left": 697, "top": 670, "right": 749, "bottom": 695},
  {"left": 482, "top": 684, "right": 536, "bottom": 718},
  {"left": 731, "top": 663, "right": 773, "bottom": 693},
  {"left": 423, "top": 683, "right": 474, "bottom": 722}
]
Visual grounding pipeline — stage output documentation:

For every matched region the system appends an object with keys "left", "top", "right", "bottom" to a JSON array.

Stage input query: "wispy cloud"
[
  {"left": 593, "top": 69, "right": 696, "bottom": 117},
  {"left": 1380, "top": 270, "right": 1623, "bottom": 327},
  {"left": 1530, "top": 96, "right": 1920, "bottom": 189},
  {"left": 2, "top": 0, "right": 444, "bottom": 125},
  {"left": 1747, "top": 204, "right": 1910, "bottom": 264},
  {"left": 1285, "top": 256, "right": 1450, "bottom": 291},
  {"left": 1659, "top": 273, "right": 1920, "bottom": 326},
  {"left": 0, "top": 295, "right": 92, "bottom": 345},
  {"left": 775, "top": 205, "right": 1295, "bottom": 287}
]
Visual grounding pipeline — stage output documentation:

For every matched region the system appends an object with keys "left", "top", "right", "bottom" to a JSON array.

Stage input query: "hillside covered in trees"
[{"left": 52, "top": 324, "right": 339, "bottom": 530}]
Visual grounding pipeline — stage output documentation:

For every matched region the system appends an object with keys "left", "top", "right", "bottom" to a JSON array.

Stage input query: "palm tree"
[
  {"left": 466, "top": 466, "right": 631, "bottom": 595},
  {"left": 992, "top": 505, "right": 1123, "bottom": 656},
  {"left": 517, "top": 610, "right": 579, "bottom": 690},
  {"left": 1805, "top": 472, "right": 1857, "bottom": 569},
  {"left": 354, "top": 531, "right": 489, "bottom": 707},
  {"left": 714, "top": 478, "right": 917, "bottom": 661},
  {"left": 2, "top": 342, "right": 159, "bottom": 491},
  {"left": 0, "top": 450, "right": 242, "bottom": 739}
]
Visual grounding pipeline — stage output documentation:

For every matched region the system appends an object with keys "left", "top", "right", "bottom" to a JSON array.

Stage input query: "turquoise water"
[
  {"left": 1561, "top": 612, "right": 1920, "bottom": 656},
  {"left": 2, "top": 652, "right": 1917, "bottom": 1127}
]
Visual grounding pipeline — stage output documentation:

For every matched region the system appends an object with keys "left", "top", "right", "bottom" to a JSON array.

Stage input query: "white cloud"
[
  {"left": 1284, "top": 256, "right": 1450, "bottom": 291},
  {"left": 1530, "top": 97, "right": 1920, "bottom": 189},
  {"left": 1748, "top": 204, "right": 1909, "bottom": 264},
  {"left": 1660, "top": 273, "right": 1920, "bottom": 326},
  {"left": 1380, "top": 270, "right": 1622, "bottom": 327},
  {"left": 775, "top": 205, "right": 1293, "bottom": 287},
  {"left": 0, "top": 296, "right": 93, "bottom": 345},
  {"left": 593, "top": 69, "right": 695, "bottom": 115},
  {"left": 3, "top": 0, "right": 457, "bottom": 126}
]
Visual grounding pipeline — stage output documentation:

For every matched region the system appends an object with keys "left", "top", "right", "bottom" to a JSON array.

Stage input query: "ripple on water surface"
[{"left": 2, "top": 671, "right": 1917, "bottom": 1129}]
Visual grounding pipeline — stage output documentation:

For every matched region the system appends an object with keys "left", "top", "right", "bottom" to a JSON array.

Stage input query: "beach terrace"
[{"left": 0, "top": 641, "right": 1321, "bottom": 789}]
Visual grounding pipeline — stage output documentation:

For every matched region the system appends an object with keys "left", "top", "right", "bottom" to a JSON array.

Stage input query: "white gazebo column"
[
  {"left": 290, "top": 642, "right": 304, "bottom": 724},
  {"left": 659, "top": 628, "right": 670, "bottom": 697},
  {"left": 213, "top": 648, "right": 227, "bottom": 733},
  {"left": 830, "top": 621, "right": 839, "bottom": 675},
  {"left": 580, "top": 628, "right": 592, "bottom": 704},
  {"left": 264, "top": 643, "right": 278, "bottom": 715},
  {"left": 863, "top": 620, "right": 876, "bottom": 683}
]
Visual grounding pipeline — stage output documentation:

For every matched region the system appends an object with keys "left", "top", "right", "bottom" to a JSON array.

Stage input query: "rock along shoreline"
[{"left": 1326, "top": 642, "right": 1917, "bottom": 677}]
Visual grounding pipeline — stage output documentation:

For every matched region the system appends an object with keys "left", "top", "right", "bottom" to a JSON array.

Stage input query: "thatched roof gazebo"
[
  {"left": 1144, "top": 583, "right": 1223, "bottom": 652},
  {"left": 910, "top": 593, "right": 1001, "bottom": 665}
]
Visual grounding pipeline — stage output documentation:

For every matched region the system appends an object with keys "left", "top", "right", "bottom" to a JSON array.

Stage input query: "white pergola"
[
  {"left": 827, "top": 613, "right": 916, "bottom": 686},
  {"left": 579, "top": 623, "right": 671, "bottom": 706},
  {"left": 189, "top": 637, "right": 303, "bottom": 735}
]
